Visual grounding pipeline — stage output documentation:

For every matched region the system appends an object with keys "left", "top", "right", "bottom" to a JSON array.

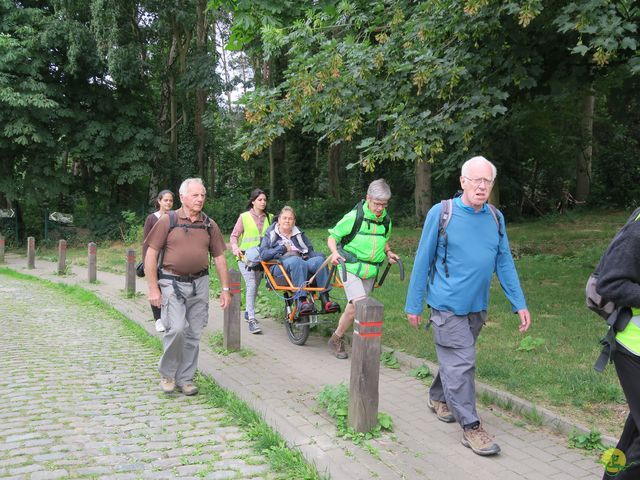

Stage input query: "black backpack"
[
  {"left": 586, "top": 208, "right": 640, "bottom": 372},
  {"left": 340, "top": 200, "right": 391, "bottom": 247}
]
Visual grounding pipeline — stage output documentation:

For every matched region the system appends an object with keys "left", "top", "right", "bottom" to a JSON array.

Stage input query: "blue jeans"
[{"left": 272, "top": 255, "right": 331, "bottom": 294}]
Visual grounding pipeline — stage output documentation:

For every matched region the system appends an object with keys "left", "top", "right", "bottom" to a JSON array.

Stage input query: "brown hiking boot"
[
  {"left": 176, "top": 383, "right": 198, "bottom": 396},
  {"left": 427, "top": 397, "right": 455, "bottom": 423},
  {"left": 160, "top": 377, "right": 175, "bottom": 394},
  {"left": 461, "top": 424, "right": 501, "bottom": 456},
  {"left": 328, "top": 333, "right": 348, "bottom": 359}
]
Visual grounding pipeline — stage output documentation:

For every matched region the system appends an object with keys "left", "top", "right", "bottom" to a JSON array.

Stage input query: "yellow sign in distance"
[{"left": 601, "top": 448, "right": 626, "bottom": 474}]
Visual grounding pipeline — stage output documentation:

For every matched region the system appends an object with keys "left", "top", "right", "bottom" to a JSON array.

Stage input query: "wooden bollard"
[
  {"left": 57, "top": 240, "right": 67, "bottom": 275},
  {"left": 125, "top": 249, "right": 136, "bottom": 296},
  {"left": 348, "top": 297, "right": 384, "bottom": 433},
  {"left": 0, "top": 234, "right": 4, "bottom": 263},
  {"left": 223, "top": 269, "right": 241, "bottom": 351},
  {"left": 88, "top": 242, "right": 97, "bottom": 283},
  {"left": 27, "top": 236, "right": 35, "bottom": 269}
]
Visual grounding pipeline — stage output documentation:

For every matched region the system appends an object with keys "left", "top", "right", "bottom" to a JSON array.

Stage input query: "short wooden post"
[
  {"left": 0, "top": 234, "right": 5, "bottom": 263},
  {"left": 125, "top": 249, "right": 136, "bottom": 296},
  {"left": 57, "top": 240, "right": 67, "bottom": 275},
  {"left": 88, "top": 242, "right": 97, "bottom": 283},
  {"left": 223, "top": 269, "right": 241, "bottom": 352},
  {"left": 27, "top": 236, "right": 35, "bottom": 269},
  {"left": 348, "top": 297, "right": 384, "bottom": 433}
]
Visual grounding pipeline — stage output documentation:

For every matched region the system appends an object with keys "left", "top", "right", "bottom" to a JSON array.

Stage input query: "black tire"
[{"left": 284, "top": 302, "right": 310, "bottom": 346}]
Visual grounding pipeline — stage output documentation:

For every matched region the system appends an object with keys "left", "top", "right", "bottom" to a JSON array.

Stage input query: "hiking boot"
[
  {"left": 247, "top": 319, "right": 262, "bottom": 334},
  {"left": 328, "top": 333, "right": 348, "bottom": 359},
  {"left": 160, "top": 377, "right": 175, "bottom": 393},
  {"left": 461, "top": 424, "right": 501, "bottom": 456},
  {"left": 298, "top": 299, "right": 315, "bottom": 316},
  {"left": 176, "top": 383, "right": 198, "bottom": 396},
  {"left": 427, "top": 397, "right": 455, "bottom": 423}
]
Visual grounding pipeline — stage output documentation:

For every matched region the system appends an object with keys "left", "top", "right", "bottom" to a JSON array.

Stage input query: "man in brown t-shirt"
[{"left": 144, "top": 178, "right": 230, "bottom": 395}]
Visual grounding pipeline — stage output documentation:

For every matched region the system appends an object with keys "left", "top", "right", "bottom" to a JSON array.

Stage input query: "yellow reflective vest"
[
  {"left": 238, "top": 211, "right": 272, "bottom": 250},
  {"left": 616, "top": 308, "right": 640, "bottom": 356}
]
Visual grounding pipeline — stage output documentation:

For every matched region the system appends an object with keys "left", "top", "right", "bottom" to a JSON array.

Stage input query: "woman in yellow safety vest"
[{"left": 230, "top": 188, "right": 272, "bottom": 334}]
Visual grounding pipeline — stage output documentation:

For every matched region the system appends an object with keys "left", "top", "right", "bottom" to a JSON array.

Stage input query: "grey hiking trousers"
[
  {"left": 158, "top": 274, "right": 209, "bottom": 386},
  {"left": 237, "top": 260, "right": 262, "bottom": 320},
  {"left": 429, "top": 308, "right": 486, "bottom": 428}
]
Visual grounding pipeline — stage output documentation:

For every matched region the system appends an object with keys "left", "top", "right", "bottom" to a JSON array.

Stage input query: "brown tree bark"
[
  {"left": 576, "top": 90, "right": 595, "bottom": 202},
  {"left": 194, "top": 0, "right": 208, "bottom": 180},
  {"left": 328, "top": 143, "right": 342, "bottom": 200},
  {"left": 414, "top": 159, "right": 431, "bottom": 224}
]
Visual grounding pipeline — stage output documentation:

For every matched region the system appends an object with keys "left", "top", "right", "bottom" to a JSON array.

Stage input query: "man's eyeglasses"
[
  {"left": 463, "top": 176, "right": 494, "bottom": 187},
  {"left": 371, "top": 201, "right": 388, "bottom": 209}
]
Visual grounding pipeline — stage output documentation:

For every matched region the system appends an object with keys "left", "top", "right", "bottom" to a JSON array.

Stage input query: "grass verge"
[{"left": 0, "top": 267, "right": 326, "bottom": 480}]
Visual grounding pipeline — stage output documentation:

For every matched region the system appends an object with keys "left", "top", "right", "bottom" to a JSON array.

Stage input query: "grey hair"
[
  {"left": 279, "top": 205, "right": 296, "bottom": 219},
  {"left": 179, "top": 178, "right": 206, "bottom": 196},
  {"left": 366, "top": 179, "right": 391, "bottom": 201},
  {"left": 461, "top": 156, "right": 497, "bottom": 179}
]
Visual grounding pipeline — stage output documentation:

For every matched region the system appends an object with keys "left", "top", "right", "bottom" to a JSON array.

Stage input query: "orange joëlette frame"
[{"left": 260, "top": 260, "right": 344, "bottom": 293}]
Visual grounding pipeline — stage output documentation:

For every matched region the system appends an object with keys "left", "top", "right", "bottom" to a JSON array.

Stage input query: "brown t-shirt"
[{"left": 145, "top": 208, "right": 226, "bottom": 276}]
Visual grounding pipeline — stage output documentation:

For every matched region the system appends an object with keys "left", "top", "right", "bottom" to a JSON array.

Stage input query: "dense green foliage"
[{"left": 0, "top": 0, "right": 638, "bottom": 244}]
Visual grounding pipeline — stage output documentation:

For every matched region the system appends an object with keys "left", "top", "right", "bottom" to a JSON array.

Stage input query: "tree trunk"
[
  {"left": 216, "top": 21, "right": 233, "bottom": 111},
  {"left": 269, "top": 144, "right": 275, "bottom": 199},
  {"left": 414, "top": 159, "right": 431, "bottom": 225},
  {"left": 328, "top": 143, "right": 341, "bottom": 200},
  {"left": 489, "top": 176, "right": 500, "bottom": 206},
  {"left": 576, "top": 90, "right": 595, "bottom": 202},
  {"left": 168, "top": 26, "right": 178, "bottom": 162},
  {"left": 194, "top": 0, "right": 207, "bottom": 180}
]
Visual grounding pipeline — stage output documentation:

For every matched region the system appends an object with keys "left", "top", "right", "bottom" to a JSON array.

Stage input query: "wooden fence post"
[
  {"left": 348, "top": 297, "right": 384, "bottom": 433},
  {"left": 125, "top": 249, "right": 136, "bottom": 297},
  {"left": 57, "top": 240, "right": 67, "bottom": 275},
  {"left": 223, "top": 269, "right": 241, "bottom": 351},
  {"left": 88, "top": 242, "right": 97, "bottom": 283},
  {"left": 0, "top": 234, "right": 4, "bottom": 264},
  {"left": 27, "top": 236, "right": 35, "bottom": 269}
]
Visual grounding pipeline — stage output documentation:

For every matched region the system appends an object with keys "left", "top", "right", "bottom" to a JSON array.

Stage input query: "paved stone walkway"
[
  {"left": 1, "top": 255, "right": 609, "bottom": 479},
  {"left": 0, "top": 277, "right": 275, "bottom": 479}
]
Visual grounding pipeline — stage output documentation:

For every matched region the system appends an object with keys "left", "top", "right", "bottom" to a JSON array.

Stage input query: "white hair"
[
  {"left": 461, "top": 156, "right": 497, "bottom": 179},
  {"left": 179, "top": 178, "right": 206, "bottom": 196},
  {"left": 367, "top": 179, "right": 391, "bottom": 201}
]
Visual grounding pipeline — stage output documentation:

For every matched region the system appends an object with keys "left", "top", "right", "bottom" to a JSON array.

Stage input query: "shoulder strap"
[
  {"left": 487, "top": 204, "right": 503, "bottom": 237},
  {"left": 341, "top": 201, "right": 365, "bottom": 246}
]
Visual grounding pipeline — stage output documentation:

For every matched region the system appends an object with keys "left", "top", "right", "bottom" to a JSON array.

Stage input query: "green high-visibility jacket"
[{"left": 328, "top": 202, "right": 391, "bottom": 279}]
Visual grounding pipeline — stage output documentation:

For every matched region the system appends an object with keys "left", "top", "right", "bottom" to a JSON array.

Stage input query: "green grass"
[
  {"left": 0, "top": 267, "right": 326, "bottom": 480},
  {"left": 18, "top": 208, "right": 631, "bottom": 434}
]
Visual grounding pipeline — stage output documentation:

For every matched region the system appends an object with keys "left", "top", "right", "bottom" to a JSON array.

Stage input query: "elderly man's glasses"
[{"left": 463, "top": 176, "right": 494, "bottom": 187}]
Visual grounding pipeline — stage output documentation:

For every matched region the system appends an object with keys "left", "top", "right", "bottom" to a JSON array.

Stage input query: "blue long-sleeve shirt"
[{"left": 404, "top": 197, "right": 527, "bottom": 316}]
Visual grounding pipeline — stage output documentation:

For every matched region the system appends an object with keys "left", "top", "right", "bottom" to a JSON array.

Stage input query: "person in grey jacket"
[
  {"left": 597, "top": 207, "right": 640, "bottom": 480},
  {"left": 260, "top": 206, "right": 338, "bottom": 316}
]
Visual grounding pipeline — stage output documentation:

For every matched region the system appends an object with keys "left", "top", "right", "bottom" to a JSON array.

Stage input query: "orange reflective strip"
[
  {"left": 357, "top": 321, "right": 383, "bottom": 327},
  {"left": 355, "top": 331, "right": 382, "bottom": 338}
]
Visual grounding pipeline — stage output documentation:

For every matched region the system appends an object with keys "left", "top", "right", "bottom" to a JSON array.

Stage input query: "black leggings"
[
  {"left": 151, "top": 305, "right": 161, "bottom": 320},
  {"left": 604, "top": 347, "right": 640, "bottom": 479}
]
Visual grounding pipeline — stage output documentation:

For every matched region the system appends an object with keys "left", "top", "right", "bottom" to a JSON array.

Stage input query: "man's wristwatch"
[{"left": 222, "top": 287, "right": 230, "bottom": 292}]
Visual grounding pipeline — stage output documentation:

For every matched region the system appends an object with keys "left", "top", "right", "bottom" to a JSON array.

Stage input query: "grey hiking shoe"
[
  {"left": 328, "top": 333, "right": 348, "bottom": 359},
  {"left": 247, "top": 319, "right": 262, "bottom": 334},
  {"left": 427, "top": 397, "right": 455, "bottom": 423},
  {"left": 462, "top": 424, "right": 501, "bottom": 456}
]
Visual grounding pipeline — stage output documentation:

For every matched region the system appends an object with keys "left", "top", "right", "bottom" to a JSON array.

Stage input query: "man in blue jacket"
[{"left": 405, "top": 156, "right": 531, "bottom": 456}]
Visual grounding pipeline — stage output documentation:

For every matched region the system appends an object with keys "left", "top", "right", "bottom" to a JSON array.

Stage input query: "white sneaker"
[{"left": 155, "top": 319, "right": 166, "bottom": 332}]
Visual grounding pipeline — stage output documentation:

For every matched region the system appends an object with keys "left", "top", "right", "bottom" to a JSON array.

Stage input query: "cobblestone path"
[{"left": 0, "top": 277, "right": 276, "bottom": 479}]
